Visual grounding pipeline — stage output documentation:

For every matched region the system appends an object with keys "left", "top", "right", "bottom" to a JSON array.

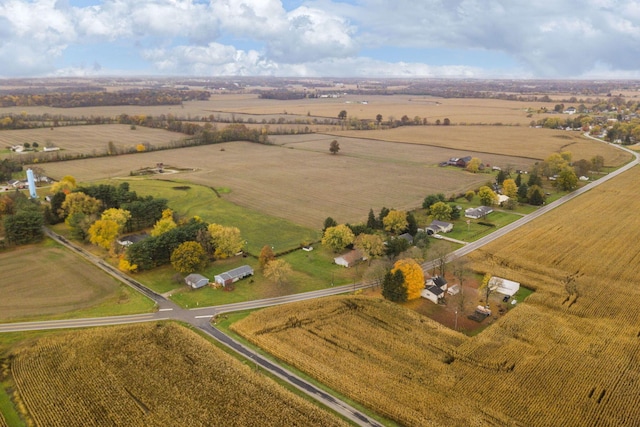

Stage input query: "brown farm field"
[
  {"left": 32, "top": 123, "right": 627, "bottom": 228},
  {"left": 232, "top": 165, "right": 640, "bottom": 427},
  {"left": 330, "top": 126, "right": 631, "bottom": 166},
  {"left": 7, "top": 322, "right": 348, "bottom": 427},
  {"left": 1, "top": 93, "right": 563, "bottom": 126},
  {"left": 0, "top": 124, "right": 182, "bottom": 159},
  {"left": 35, "top": 140, "right": 498, "bottom": 228},
  {"left": 0, "top": 240, "right": 154, "bottom": 322}
]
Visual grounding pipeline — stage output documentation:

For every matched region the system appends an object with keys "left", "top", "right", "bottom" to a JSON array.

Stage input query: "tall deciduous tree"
[
  {"left": 322, "top": 224, "right": 355, "bottom": 252},
  {"left": 430, "top": 201, "right": 452, "bottom": 221},
  {"left": 259, "top": 245, "right": 276, "bottom": 270},
  {"left": 329, "top": 139, "right": 340, "bottom": 154},
  {"left": 60, "top": 192, "right": 101, "bottom": 223},
  {"left": 465, "top": 157, "right": 483, "bottom": 173},
  {"left": 383, "top": 210, "right": 407, "bottom": 234},
  {"left": 151, "top": 209, "right": 177, "bottom": 237},
  {"left": 502, "top": 179, "right": 518, "bottom": 199},
  {"left": 556, "top": 167, "right": 578, "bottom": 191},
  {"left": 50, "top": 175, "right": 77, "bottom": 194},
  {"left": 170, "top": 241, "right": 208, "bottom": 274},
  {"left": 208, "top": 223, "right": 244, "bottom": 259},
  {"left": 100, "top": 208, "right": 131, "bottom": 233},
  {"left": 264, "top": 259, "right": 293, "bottom": 286},
  {"left": 354, "top": 233, "right": 385, "bottom": 264},
  {"left": 478, "top": 186, "right": 498, "bottom": 206},
  {"left": 88, "top": 219, "right": 120, "bottom": 249},
  {"left": 392, "top": 258, "right": 425, "bottom": 300}
]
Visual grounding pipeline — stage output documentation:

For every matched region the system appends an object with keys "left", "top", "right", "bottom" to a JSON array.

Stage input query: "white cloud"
[{"left": 0, "top": 0, "right": 640, "bottom": 78}]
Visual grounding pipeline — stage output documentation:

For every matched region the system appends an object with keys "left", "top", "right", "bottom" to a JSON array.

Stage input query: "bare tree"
[{"left": 430, "top": 241, "right": 450, "bottom": 277}]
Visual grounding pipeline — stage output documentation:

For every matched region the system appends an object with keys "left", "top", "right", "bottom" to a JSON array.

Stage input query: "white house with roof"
[
  {"left": 421, "top": 276, "right": 448, "bottom": 304},
  {"left": 465, "top": 206, "right": 493, "bottom": 219},
  {"left": 426, "top": 220, "right": 453, "bottom": 235},
  {"left": 214, "top": 265, "right": 254, "bottom": 286}
]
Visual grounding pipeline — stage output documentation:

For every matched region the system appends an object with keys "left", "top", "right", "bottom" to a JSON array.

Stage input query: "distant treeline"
[{"left": 0, "top": 89, "right": 210, "bottom": 108}]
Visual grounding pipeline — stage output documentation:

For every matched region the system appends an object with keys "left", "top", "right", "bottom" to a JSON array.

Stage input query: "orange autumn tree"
[{"left": 392, "top": 258, "right": 425, "bottom": 300}]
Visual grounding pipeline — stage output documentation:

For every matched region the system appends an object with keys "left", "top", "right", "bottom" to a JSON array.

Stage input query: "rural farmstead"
[{"left": 214, "top": 265, "right": 254, "bottom": 286}]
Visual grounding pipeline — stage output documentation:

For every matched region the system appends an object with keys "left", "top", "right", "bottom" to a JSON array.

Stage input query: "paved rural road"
[
  {"left": 1, "top": 135, "right": 636, "bottom": 426},
  {"left": 420, "top": 136, "right": 640, "bottom": 272},
  {"left": 1, "top": 228, "right": 383, "bottom": 427}
]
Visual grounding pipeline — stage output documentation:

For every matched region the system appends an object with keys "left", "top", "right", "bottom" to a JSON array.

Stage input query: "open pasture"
[
  {"left": 331, "top": 125, "right": 631, "bottom": 166},
  {"left": 8, "top": 322, "right": 348, "bottom": 427},
  {"left": 120, "top": 179, "right": 319, "bottom": 255},
  {"left": 37, "top": 140, "right": 493, "bottom": 228},
  {"left": 233, "top": 165, "right": 640, "bottom": 427},
  {"left": 0, "top": 124, "right": 181, "bottom": 159},
  {"left": 0, "top": 240, "right": 154, "bottom": 321}
]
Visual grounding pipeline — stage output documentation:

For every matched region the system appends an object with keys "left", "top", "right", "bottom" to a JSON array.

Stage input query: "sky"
[{"left": 1, "top": 0, "right": 640, "bottom": 79}]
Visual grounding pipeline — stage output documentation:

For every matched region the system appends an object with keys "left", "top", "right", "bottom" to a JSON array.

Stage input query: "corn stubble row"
[
  {"left": 233, "top": 168, "right": 640, "bottom": 426},
  {"left": 10, "top": 323, "right": 348, "bottom": 427}
]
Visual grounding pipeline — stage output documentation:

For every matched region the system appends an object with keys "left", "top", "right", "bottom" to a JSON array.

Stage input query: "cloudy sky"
[{"left": 1, "top": 0, "right": 639, "bottom": 79}]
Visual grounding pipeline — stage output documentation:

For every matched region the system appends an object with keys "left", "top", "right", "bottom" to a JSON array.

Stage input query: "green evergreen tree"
[
  {"left": 382, "top": 270, "right": 407, "bottom": 302},
  {"left": 367, "top": 208, "right": 377, "bottom": 230},
  {"left": 405, "top": 212, "right": 418, "bottom": 235},
  {"left": 323, "top": 216, "right": 337, "bottom": 232},
  {"left": 517, "top": 183, "right": 529, "bottom": 202}
]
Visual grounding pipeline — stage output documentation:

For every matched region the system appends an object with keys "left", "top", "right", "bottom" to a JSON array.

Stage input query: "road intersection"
[{"left": 2, "top": 135, "right": 637, "bottom": 426}]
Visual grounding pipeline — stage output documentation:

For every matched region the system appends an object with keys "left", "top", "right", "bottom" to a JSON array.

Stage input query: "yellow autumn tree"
[
  {"left": 502, "top": 179, "right": 518, "bottom": 199},
  {"left": 208, "top": 223, "right": 244, "bottom": 259},
  {"left": 119, "top": 256, "right": 138, "bottom": 273},
  {"left": 392, "top": 258, "right": 425, "bottom": 301},
  {"left": 100, "top": 208, "right": 131, "bottom": 233},
  {"left": 264, "top": 259, "right": 293, "bottom": 286},
  {"left": 382, "top": 210, "right": 407, "bottom": 234},
  {"left": 322, "top": 224, "right": 355, "bottom": 252},
  {"left": 59, "top": 192, "right": 101, "bottom": 225},
  {"left": 151, "top": 209, "right": 177, "bottom": 237},
  {"left": 50, "top": 175, "right": 77, "bottom": 194},
  {"left": 88, "top": 219, "right": 120, "bottom": 250},
  {"left": 170, "top": 241, "right": 208, "bottom": 274},
  {"left": 354, "top": 233, "right": 385, "bottom": 263}
]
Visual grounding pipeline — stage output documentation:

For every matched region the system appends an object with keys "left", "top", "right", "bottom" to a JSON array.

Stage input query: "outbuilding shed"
[{"left": 185, "top": 274, "right": 209, "bottom": 289}]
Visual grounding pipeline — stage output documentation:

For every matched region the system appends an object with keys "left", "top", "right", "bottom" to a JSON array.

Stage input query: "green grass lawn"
[
  {"left": 117, "top": 179, "right": 320, "bottom": 255},
  {"left": 136, "top": 246, "right": 360, "bottom": 308}
]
